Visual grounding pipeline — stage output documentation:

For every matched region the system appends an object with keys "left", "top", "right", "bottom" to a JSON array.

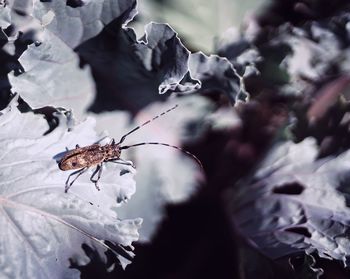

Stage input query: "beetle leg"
[
  {"left": 65, "top": 167, "right": 88, "bottom": 193},
  {"left": 90, "top": 164, "right": 100, "bottom": 183},
  {"left": 90, "top": 164, "right": 102, "bottom": 191},
  {"left": 96, "top": 164, "right": 103, "bottom": 187},
  {"left": 75, "top": 144, "right": 80, "bottom": 149},
  {"left": 108, "top": 158, "right": 135, "bottom": 168}
]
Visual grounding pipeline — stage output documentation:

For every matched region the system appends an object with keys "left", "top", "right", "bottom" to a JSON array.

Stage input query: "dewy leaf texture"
[{"left": 0, "top": 97, "right": 141, "bottom": 279}]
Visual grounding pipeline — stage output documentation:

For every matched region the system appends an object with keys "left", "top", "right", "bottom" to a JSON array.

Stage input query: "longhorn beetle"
[{"left": 58, "top": 105, "right": 203, "bottom": 193}]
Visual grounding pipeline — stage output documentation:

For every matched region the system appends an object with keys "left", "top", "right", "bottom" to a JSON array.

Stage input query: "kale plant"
[{"left": 2, "top": 0, "right": 350, "bottom": 278}]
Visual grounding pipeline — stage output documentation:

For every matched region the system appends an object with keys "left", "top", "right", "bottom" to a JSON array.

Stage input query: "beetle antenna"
[
  {"left": 117, "top": 105, "right": 178, "bottom": 145},
  {"left": 120, "top": 142, "right": 203, "bottom": 169}
]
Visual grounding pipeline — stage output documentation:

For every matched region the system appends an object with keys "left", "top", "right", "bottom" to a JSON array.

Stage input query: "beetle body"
[
  {"left": 59, "top": 143, "right": 121, "bottom": 171},
  {"left": 58, "top": 104, "right": 202, "bottom": 193}
]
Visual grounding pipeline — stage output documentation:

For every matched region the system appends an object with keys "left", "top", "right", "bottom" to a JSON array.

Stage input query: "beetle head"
[{"left": 103, "top": 141, "right": 121, "bottom": 159}]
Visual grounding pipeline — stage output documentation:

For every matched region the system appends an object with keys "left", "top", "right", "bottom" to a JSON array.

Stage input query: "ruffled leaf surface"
[
  {"left": 8, "top": 29, "right": 95, "bottom": 117},
  {"left": 231, "top": 138, "right": 350, "bottom": 266},
  {"left": 0, "top": 98, "right": 141, "bottom": 279},
  {"left": 77, "top": 21, "right": 198, "bottom": 113}
]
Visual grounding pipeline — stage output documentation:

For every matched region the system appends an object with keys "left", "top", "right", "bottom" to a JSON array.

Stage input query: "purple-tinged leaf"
[
  {"left": 307, "top": 76, "right": 350, "bottom": 123},
  {"left": 289, "top": 254, "right": 324, "bottom": 279},
  {"left": 77, "top": 21, "right": 198, "bottom": 113},
  {"left": 191, "top": 52, "right": 247, "bottom": 103},
  {"left": 168, "top": 51, "right": 248, "bottom": 104},
  {"left": 230, "top": 138, "right": 350, "bottom": 266}
]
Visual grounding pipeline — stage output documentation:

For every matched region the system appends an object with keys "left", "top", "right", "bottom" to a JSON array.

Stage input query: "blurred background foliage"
[{"left": 131, "top": 0, "right": 266, "bottom": 52}]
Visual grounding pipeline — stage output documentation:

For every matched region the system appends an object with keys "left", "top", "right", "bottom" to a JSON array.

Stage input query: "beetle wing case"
[{"left": 59, "top": 144, "right": 105, "bottom": 170}]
